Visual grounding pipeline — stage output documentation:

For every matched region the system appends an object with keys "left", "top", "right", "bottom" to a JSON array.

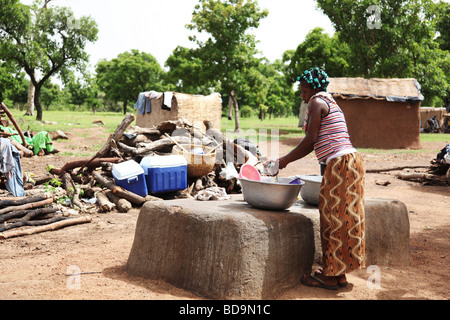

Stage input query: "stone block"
[
  {"left": 126, "top": 196, "right": 412, "bottom": 299},
  {"left": 126, "top": 198, "right": 315, "bottom": 300},
  {"left": 364, "top": 199, "right": 412, "bottom": 266}
]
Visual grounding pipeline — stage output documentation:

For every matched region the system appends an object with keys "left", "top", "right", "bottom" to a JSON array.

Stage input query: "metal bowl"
[
  {"left": 298, "top": 175, "right": 323, "bottom": 206},
  {"left": 239, "top": 177, "right": 304, "bottom": 211}
]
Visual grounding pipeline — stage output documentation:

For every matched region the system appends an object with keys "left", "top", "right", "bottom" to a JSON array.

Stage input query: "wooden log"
[
  {"left": 0, "top": 216, "right": 92, "bottom": 240},
  {"left": 91, "top": 171, "right": 147, "bottom": 205},
  {"left": 397, "top": 172, "right": 437, "bottom": 180},
  {"left": 121, "top": 133, "right": 159, "bottom": 146},
  {"left": 396, "top": 172, "right": 449, "bottom": 185},
  {"left": 62, "top": 173, "right": 74, "bottom": 198},
  {"left": 116, "top": 141, "right": 138, "bottom": 156},
  {"left": 126, "top": 126, "right": 160, "bottom": 135},
  {"left": 134, "top": 136, "right": 204, "bottom": 156},
  {"left": 96, "top": 191, "right": 115, "bottom": 212},
  {"left": 0, "top": 193, "right": 51, "bottom": 209},
  {"left": 105, "top": 190, "right": 132, "bottom": 213},
  {"left": 33, "top": 173, "right": 54, "bottom": 186},
  {"left": 0, "top": 198, "right": 54, "bottom": 215},
  {"left": 83, "top": 186, "right": 102, "bottom": 199},
  {"left": 0, "top": 102, "right": 27, "bottom": 147},
  {"left": 10, "top": 138, "right": 34, "bottom": 157},
  {"left": 50, "top": 158, "right": 121, "bottom": 175},
  {"left": 0, "top": 216, "right": 67, "bottom": 233},
  {"left": 366, "top": 165, "right": 430, "bottom": 173},
  {"left": 0, "top": 206, "right": 59, "bottom": 223},
  {"left": 49, "top": 130, "right": 68, "bottom": 140},
  {"left": 72, "top": 185, "right": 84, "bottom": 210},
  {"left": 76, "top": 114, "right": 135, "bottom": 174}
]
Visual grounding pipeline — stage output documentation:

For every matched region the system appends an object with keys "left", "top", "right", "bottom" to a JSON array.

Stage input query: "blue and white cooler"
[
  {"left": 112, "top": 160, "right": 148, "bottom": 197},
  {"left": 140, "top": 155, "right": 188, "bottom": 194}
]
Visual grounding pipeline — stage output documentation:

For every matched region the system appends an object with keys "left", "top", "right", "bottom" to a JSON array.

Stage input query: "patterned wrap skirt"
[{"left": 319, "top": 152, "right": 366, "bottom": 276}]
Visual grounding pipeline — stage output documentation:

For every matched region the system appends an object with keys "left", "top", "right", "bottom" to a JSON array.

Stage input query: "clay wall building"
[
  {"left": 327, "top": 78, "right": 424, "bottom": 149},
  {"left": 135, "top": 92, "right": 222, "bottom": 132}
]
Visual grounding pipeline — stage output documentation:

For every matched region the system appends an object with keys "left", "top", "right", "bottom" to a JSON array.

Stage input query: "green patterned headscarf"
[{"left": 297, "top": 67, "right": 330, "bottom": 91}]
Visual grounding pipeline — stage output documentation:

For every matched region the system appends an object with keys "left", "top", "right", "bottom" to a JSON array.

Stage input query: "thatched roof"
[{"left": 328, "top": 77, "right": 424, "bottom": 102}]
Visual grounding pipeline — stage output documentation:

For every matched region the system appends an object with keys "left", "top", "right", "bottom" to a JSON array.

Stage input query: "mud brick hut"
[
  {"left": 327, "top": 78, "right": 424, "bottom": 149},
  {"left": 134, "top": 91, "right": 223, "bottom": 132}
]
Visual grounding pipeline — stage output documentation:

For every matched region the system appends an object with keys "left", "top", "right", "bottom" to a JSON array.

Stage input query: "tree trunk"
[
  {"left": 34, "top": 84, "right": 43, "bottom": 121},
  {"left": 26, "top": 79, "right": 35, "bottom": 116},
  {"left": 123, "top": 101, "right": 127, "bottom": 115},
  {"left": 228, "top": 96, "right": 233, "bottom": 120},
  {"left": 230, "top": 91, "right": 241, "bottom": 133}
]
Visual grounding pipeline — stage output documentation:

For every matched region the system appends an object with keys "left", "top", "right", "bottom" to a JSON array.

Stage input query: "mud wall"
[{"left": 334, "top": 97, "right": 421, "bottom": 149}]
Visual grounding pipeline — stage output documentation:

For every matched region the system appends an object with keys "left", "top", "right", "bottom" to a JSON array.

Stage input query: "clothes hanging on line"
[
  {"left": 0, "top": 138, "right": 25, "bottom": 197},
  {"left": 162, "top": 92, "right": 174, "bottom": 111},
  {"left": 134, "top": 91, "right": 163, "bottom": 114}
]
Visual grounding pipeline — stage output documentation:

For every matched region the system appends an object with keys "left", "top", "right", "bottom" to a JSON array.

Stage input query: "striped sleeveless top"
[{"left": 303, "top": 92, "right": 354, "bottom": 163}]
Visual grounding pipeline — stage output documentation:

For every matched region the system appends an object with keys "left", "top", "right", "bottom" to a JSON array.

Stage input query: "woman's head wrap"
[{"left": 297, "top": 67, "right": 330, "bottom": 91}]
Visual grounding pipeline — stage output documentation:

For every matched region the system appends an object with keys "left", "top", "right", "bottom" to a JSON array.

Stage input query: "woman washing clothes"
[{"left": 276, "top": 67, "right": 366, "bottom": 290}]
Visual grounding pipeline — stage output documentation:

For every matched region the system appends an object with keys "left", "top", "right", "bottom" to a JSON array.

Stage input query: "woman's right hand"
[{"left": 278, "top": 156, "right": 289, "bottom": 170}]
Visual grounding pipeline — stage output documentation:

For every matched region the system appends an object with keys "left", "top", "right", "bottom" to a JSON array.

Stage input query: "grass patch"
[
  {"left": 420, "top": 133, "right": 450, "bottom": 143},
  {"left": 222, "top": 116, "right": 449, "bottom": 155},
  {"left": 8, "top": 109, "right": 131, "bottom": 134},
  {"left": 221, "top": 116, "right": 304, "bottom": 142}
]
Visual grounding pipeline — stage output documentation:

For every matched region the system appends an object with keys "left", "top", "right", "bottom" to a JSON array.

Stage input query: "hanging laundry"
[
  {"left": 134, "top": 91, "right": 163, "bottom": 114},
  {"left": 162, "top": 92, "right": 174, "bottom": 111},
  {"left": 0, "top": 138, "right": 25, "bottom": 197},
  {"left": 134, "top": 92, "right": 152, "bottom": 115}
]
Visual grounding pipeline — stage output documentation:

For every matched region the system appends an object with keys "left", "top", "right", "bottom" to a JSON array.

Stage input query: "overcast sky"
[{"left": 21, "top": 0, "right": 335, "bottom": 71}]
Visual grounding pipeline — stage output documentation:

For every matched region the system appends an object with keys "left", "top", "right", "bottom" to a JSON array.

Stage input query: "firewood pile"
[
  {"left": 396, "top": 146, "right": 450, "bottom": 186},
  {"left": 367, "top": 144, "right": 450, "bottom": 186},
  {"left": 0, "top": 114, "right": 261, "bottom": 239}
]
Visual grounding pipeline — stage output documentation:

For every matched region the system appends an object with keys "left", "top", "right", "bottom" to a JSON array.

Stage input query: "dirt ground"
[{"left": 0, "top": 126, "right": 448, "bottom": 301}]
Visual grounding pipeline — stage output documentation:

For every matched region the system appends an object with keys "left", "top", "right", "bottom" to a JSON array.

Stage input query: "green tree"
[
  {"left": 0, "top": 0, "right": 98, "bottom": 121},
  {"left": 186, "top": 0, "right": 268, "bottom": 132},
  {"left": 66, "top": 73, "right": 100, "bottom": 112},
  {"left": 315, "top": 0, "right": 450, "bottom": 104},
  {"left": 165, "top": 46, "right": 216, "bottom": 95},
  {"left": 433, "top": 1, "right": 450, "bottom": 51},
  {"left": 40, "top": 81, "right": 60, "bottom": 110},
  {"left": 283, "top": 27, "right": 351, "bottom": 84},
  {"left": 0, "top": 60, "right": 24, "bottom": 103},
  {"left": 4, "top": 74, "right": 28, "bottom": 109},
  {"left": 96, "top": 50, "right": 164, "bottom": 114},
  {"left": 244, "top": 59, "right": 294, "bottom": 119}
]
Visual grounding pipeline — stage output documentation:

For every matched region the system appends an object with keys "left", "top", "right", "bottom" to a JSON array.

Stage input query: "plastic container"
[
  {"left": 140, "top": 155, "right": 188, "bottom": 194},
  {"left": 112, "top": 160, "right": 148, "bottom": 197},
  {"left": 239, "top": 164, "right": 261, "bottom": 181}
]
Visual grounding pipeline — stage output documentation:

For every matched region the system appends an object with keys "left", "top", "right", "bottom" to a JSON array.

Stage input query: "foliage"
[
  {"left": 0, "top": 0, "right": 98, "bottom": 121},
  {"left": 66, "top": 72, "right": 100, "bottom": 112},
  {"left": 283, "top": 27, "right": 351, "bottom": 82},
  {"left": 0, "top": 60, "right": 24, "bottom": 102},
  {"left": 186, "top": 0, "right": 268, "bottom": 131},
  {"left": 315, "top": 0, "right": 450, "bottom": 104},
  {"left": 96, "top": 49, "right": 164, "bottom": 114},
  {"left": 432, "top": 0, "right": 450, "bottom": 51},
  {"left": 164, "top": 46, "right": 216, "bottom": 95}
]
